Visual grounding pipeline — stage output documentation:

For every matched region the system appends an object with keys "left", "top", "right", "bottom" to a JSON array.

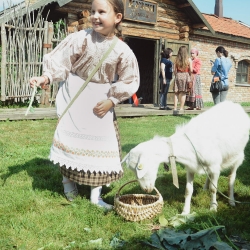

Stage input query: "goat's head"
[{"left": 122, "top": 136, "right": 170, "bottom": 192}]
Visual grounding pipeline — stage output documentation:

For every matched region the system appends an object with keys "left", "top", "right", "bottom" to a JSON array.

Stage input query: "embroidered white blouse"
[{"left": 42, "top": 29, "right": 140, "bottom": 106}]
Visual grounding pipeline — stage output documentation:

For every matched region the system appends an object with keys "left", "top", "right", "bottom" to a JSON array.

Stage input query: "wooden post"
[
  {"left": 42, "top": 22, "right": 54, "bottom": 105},
  {"left": 43, "top": 21, "right": 48, "bottom": 56},
  {"left": 47, "top": 21, "right": 53, "bottom": 53},
  {"left": 41, "top": 21, "right": 48, "bottom": 105},
  {"left": 1, "top": 24, "right": 6, "bottom": 101},
  {"left": 153, "top": 39, "right": 160, "bottom": 106}
]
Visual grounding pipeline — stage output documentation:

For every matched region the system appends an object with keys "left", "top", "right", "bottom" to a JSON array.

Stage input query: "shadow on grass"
[
  {"left": 1, "top": 157, "right": 63, "bottom": 195},
  {"left": 0, "top": 157, "right": 115, "bottom": 201}
]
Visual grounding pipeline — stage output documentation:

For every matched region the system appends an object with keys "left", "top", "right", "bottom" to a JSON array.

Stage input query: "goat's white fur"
[{"left": 123, "top": 101, "right": 250, "bottom": 214}]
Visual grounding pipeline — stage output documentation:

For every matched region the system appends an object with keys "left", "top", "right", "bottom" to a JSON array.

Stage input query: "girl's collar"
[{"left": 93, "top": 30, "right": 115, "bottom": 40}]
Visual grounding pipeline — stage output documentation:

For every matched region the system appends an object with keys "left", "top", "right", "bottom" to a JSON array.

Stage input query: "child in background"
[
  {"left": 159, "top": 48, "right": 173, "bottom": 110},
  {"left": 173, "top": 46, "right": 193, "bottom": 112},
  {"left": 29, "top": 0, "right": 139, "bottom": 209}
]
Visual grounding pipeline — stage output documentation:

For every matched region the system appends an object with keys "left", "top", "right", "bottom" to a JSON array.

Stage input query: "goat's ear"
[{"left": 136, "top": 163, "right": 148, "bottom": 179}]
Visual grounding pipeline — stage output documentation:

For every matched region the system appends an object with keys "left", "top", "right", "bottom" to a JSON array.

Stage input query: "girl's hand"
[
  {"left": 93, "top": 99, "right": 114, "bottom": 118},
  {"left": 29, "top": 76, "right": 49, "bottom": 90},
  {"left": 163, "top": 79, "right": 166, "bottom": 84}
]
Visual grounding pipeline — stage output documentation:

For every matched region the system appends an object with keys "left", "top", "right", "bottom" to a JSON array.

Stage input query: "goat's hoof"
[
  {"left": 210, "top": 203, "right": 218, "bottom": 212},
  {"left": 181, "top": 211, "right": 190, "bottom": 215},
  {"left": 229, "top": 201, "right": 236, "bottom": 207}
]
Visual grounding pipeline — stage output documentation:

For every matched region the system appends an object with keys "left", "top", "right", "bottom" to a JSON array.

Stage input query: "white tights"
[{"left": 62, "top": 176, "right": 112, "bottom": 209}]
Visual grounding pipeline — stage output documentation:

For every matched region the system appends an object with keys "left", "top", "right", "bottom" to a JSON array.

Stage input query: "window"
[{"left": 236, "top": 60, "right": 249, "bottom": 84}]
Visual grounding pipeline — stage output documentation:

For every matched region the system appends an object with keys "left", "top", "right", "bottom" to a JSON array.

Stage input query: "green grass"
[{"left": 0, "top": 116, "right": 250, "bottom": 249}]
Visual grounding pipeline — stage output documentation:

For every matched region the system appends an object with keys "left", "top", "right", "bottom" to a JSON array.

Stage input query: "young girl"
[
  {"left": 159, "top": 48, "right": 173, "bottom": 110},
  {"left": 29, "top": 0, "right": 139, "bottom": 209},
  {"left": 185, "top": 48, "right": 203, "bottom": 110},
  {"left": 173, "top": 46, "right": 192, "bottom": 112},
  {"left": 211, "top": 46, "right": 232, "bottom": 104}
]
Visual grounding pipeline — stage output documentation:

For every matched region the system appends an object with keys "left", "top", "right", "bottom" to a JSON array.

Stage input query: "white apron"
[{"left": 49, "top": 73, "right": 122, "bottom": 174}]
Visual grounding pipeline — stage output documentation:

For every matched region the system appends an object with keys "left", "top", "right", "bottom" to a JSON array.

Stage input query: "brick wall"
[{"left": 190, "top": 34, "right": 250, "bottom": 103}]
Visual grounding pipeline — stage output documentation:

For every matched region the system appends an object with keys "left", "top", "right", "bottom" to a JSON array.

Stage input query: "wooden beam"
[
  {"left": 178, "top": 3, "right": 191, "bottom": 8},
  {"left": 192, "top": 23, "right": 206, "bottom": 28},
  {"left": 192, "top": 29, "right": 250, "bottom": 45}
]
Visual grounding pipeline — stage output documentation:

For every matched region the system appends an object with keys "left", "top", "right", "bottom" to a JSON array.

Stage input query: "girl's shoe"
[
  {"left": 92, "top": 198, "right": 113, "bottom": 211},
  {"left": 179, "top": 109, "right": 184, "bottom": 114}
]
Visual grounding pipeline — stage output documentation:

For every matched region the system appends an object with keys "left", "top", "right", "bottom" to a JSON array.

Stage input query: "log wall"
[{"left": 56, "top": 0, "right": 191, "bottom": 41}]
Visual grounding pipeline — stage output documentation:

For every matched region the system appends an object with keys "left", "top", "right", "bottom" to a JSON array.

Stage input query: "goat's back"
[{"left": 176, "top": 101, "right": 250, "bottom": 166}]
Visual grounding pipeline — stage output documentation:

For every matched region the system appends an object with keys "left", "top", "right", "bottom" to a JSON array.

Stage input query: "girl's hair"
[
  {"left": 161, "top": 48, "right": 173, "bottom": 59},
  {"left": 215, "top": 46, "right": 229, "bottom": 57},
  {"left": 175, "top": 46, "right": 189, "bottom": 70},
  {"left": 106, "top": 0, "right": 124, "bottom": 38}
]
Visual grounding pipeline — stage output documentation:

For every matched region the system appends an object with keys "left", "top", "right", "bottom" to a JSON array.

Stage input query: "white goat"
[{"left": 123, "top": 101, "right": 250, "bottom": 214}]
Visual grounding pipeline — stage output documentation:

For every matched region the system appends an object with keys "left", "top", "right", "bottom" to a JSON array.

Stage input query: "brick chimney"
[{"left": 214, "top": 0, "right": 223, "bottom": 17}]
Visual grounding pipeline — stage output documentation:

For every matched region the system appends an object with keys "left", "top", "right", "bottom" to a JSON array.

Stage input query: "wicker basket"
[{"left": 114, "top": 180, "right": 164, "bottom": 222}]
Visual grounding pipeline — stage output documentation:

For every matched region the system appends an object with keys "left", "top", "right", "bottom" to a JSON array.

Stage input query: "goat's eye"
[{"left": 137, "top": 164, "right": 143, "bottom": 170}]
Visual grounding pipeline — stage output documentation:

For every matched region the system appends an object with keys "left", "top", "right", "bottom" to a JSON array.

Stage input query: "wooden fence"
[{"left": 0, "top": 6, "right": 68, "bottom": 105}]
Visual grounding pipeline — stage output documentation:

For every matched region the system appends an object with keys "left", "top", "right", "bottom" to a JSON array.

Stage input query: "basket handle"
[{"left": 116, "top": 179, "right": 162, "bottom": 197}]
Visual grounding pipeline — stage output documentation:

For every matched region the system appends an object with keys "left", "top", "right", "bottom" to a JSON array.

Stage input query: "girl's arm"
[
  {"left": 189, "top": 58, "right": 193, "bottom": 74},
  {"left": 160, "top": 62, "right": 166, "bottom": 84},
  {"left": 42, "top": 31, "right": 84, "bottom": 84},
  {"left": 107, "top": 49, "right": 140, "bottom": 106},
  {"left": 173, "top": 63, "right": 177, "bottom": 75},
  {"left": 211, "top": 58, "right": 219, "bottom": 75}
]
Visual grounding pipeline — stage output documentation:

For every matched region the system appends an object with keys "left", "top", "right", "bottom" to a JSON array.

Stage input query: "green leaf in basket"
[{"left": 159, "top": 214, "right": 168, "bottom": 227}]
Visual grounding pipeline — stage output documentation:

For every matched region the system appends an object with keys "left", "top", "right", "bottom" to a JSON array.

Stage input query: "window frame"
[{"left": 236, "top": 60, "right": 249, "bottom": 85}]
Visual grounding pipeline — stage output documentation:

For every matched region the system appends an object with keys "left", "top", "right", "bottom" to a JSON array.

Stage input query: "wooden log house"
[
  {"left": 1, "top": 0, "right": 250, "bottom": 105},
  {"left": 2, "top": 0, "right": 212, "bottom": 105},
  {"left": 52, "top": 0, "right": 214, "bottom": 105}
]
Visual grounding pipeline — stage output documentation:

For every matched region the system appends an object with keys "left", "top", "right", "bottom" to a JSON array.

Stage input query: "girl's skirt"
[
  {"left": 173, "top": 72, "right": 191, "bottom": 93},
  {"left": 50, "top": 73, "right": 123, "bottom": 186}
]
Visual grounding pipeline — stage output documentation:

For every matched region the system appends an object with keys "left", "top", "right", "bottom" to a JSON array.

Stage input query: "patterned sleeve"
[
  {"left": 42, "top": 31, "right": 85, "bottom": 83},
  {"left": 192, "top": 58, "right": 201, "bottom": 74},
  {"left": 108, "top": 49, "right": 140, "bottom": 106}
]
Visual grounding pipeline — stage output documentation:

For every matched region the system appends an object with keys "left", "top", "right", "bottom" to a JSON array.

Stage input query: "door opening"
[{"left": 124, "top": 37, "right": 156, "bottom": 104}]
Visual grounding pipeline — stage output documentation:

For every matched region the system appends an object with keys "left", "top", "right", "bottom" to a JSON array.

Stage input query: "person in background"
[
  {"left": 211, "top": 46, "right": 232, "bottom": 104},
  {"left": 159, "top": 48, "right": 173, "bottom": 110},
  {"left": 29, "top": 0, "right": 139, "bottom": 210},
  {"left": 173, "top": 46, "right": 192, "bottom": 112},
  {"left": 185, "top": 48, "right": 204, "bottom": 110}
]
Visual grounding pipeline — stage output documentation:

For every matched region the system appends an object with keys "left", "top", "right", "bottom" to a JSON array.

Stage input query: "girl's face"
[
  {"left": 216, "top": 51, "right": 222, "bottom": 57},
  {"left": 91, "top": 0, "right": 122, "bottom": 36},
  {"left": 191, "top": 52, "right": 196, "bottom": 59}
]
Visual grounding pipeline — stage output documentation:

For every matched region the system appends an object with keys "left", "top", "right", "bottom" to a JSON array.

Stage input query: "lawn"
[{"left": 0, "top": 115, "right": 250, "bottom": 249}]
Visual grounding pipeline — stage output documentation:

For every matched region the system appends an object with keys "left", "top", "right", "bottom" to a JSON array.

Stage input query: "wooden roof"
[
  {"left": 0, "top": 0, "right": 215, "bottom": 35},
  {"left": 175, "top": 0, "right": 215, "bottom": 35},
  {"left": 0, "top": 0, "right": 62, "bottom": 24}
]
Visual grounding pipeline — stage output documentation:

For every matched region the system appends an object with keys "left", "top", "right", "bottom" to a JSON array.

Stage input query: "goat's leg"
[
  {"left": 228, "top": 153, "right": 244, "bottom": 207},
  {"left": 203, "top": 176, "right": 210, "bottom": 190},
  {"left": 182, "top": 171, "right": 194, "bottom": 215},
  {"left": 209, "top": 170, "right": 220, "bottom": 211},
  {"left": 228, "top": 169, "right": 237, "bottom": 207}
]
